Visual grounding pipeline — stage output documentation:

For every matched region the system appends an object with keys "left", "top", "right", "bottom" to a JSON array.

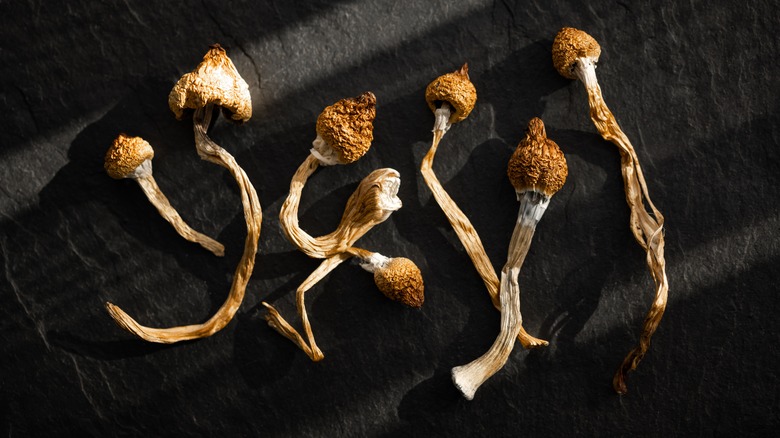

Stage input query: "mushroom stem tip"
[{"left": 451, "top": 366, "right": 477, "bottom": 400}]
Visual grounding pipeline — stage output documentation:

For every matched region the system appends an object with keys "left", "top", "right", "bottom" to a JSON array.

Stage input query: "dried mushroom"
[
  {"left": 104, "top": 134, "right": 225, "bottom": 256},
  {"left": 553, "top": 27, "right": 669, "bottom": 394},
  {"left": 421, "top": 64, "right": 547, "bottom": 348},
  {"left": 106, "top": 45, "right": 262, "bottom": 343},
  {"left": 452, "top": 118, "right": 568, "bottom": 400}
]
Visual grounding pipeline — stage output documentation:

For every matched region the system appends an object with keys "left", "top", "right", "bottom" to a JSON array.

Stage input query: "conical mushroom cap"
[
  {"left": 168, "top": 44, "right": 252, "bottom": 122},
  {"left": 315, "top": 92, "right": 376, "bottom": 164},
  {"left": 105, "top": 134, "right": 154, "bottom": 179},
  {"left": 552, "top": 27, "right": 601, "bottom": 80},
  {"left": 374, "top": 257, "right": 424, "bottom": 308},
  {"left": 507, "top": 118, "right": 568, "bottom": 196},
  {"left": 425, "top": 63, "right": 477, "bottom": 124}
]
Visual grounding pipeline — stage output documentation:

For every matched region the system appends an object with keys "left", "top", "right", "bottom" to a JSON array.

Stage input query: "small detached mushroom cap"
[
  {"left": 374, "top": 257, "right": 425, "bottom": 308},
  {"left": 168, "top": 44, "right": 252, "bottom": 123},
  {"left": 507, "top": 118, "right": 568, "bottom": 196},
  {"left": 552, "top": 27, "right": 602, "bottom": 80},
  {"left": 105, "top": 134, "right": 154, "bottom": 179},
  {"left": 315, "top": 92, "right": 376, "bottom": 164},
  {"left": 425, "top": 63, "right": 477, "bottom": 124}
]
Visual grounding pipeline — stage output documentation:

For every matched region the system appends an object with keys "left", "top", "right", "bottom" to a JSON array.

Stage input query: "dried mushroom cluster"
[
  {"left": 100, "top": 28, "right": 670, "bottom": 399},
  {"left": 421, "top": 64, "right": 548, "bottom": 350},
  {"left": 105, "top": 45, "right": 262, "bottom": 343},
  {"left": 263, "top": 93, "right": 424, "bottom": 361}
]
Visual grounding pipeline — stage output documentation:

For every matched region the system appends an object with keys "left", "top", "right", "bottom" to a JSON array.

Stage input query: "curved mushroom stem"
[
  {"left": 421, "top": 104, "right": 547, "bottom": 349},
  {"left": 262, "top": 246, "right": 382, "bottom": 361},
  {"left": 263, "top": 252, "right": 353, "bottom": 361},
  {"left": 451, "top": 190, "right": 549, "bottom": 399},
  {"left": 105, "top": 104, "right": 262, "bottom": 343},
  {"left": 573, "top": 58, "right": 669, "bottom": 395},
  {"left": 269, "top": 166, "right": 404, "bottom": 360},
  {"left": 279, "top": 160, "right": 402, "bottom": 258},
  {"left": 132, "top": 167, "right": 225, "bottom": 257}
]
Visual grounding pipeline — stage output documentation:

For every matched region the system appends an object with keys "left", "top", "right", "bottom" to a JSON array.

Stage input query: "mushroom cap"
[
  {"left": 315, "top": 91, "right": 376, "bottom": 164},
  {"left": 374, "top": 257, "right": 424, "bottom": 308},
  {"left": 425, "top": 63, "right": 477, "bottom": 124},
  {"left": 105, "top": 134, "right": 154, "bottom": 179},
  {"left": 552, "top": 27, "right": 602, "bottom": 80},
  {"left": 168, "top": 44, "right": 252, "bottom": 123},
  {"left": 507, "top": 118, "right": 568, "bottom": 196}
]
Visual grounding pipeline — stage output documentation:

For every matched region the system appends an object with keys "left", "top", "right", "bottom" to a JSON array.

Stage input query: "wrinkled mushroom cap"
[
  {"left": 507, "top": 118, "right": 568, "bottom": 196},
  {"left": 315, "top": 92, "right": 376, "bottom": 164},
  {"left": 105, "top": 134, "right": 154, "bottom": 179},
  {"left": 374, "top": 257, "right": 424, "bottom": 308},
  {"left": 425, "top": 63, "right": 477, "bottom": 124},
  {"left": 168, "top": 44, "right": 252, "bottom": 123},
  {"left": 552, "top": 27, "right": 602, "bottom": 80}
]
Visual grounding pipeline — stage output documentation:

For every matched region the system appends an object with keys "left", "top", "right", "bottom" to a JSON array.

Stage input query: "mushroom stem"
[
  {"left": 421, "top": 105, "right": 547, "bottom": 348},
  {"left": 280, "top": 161, "right": 402, "bottom": 258},
  {"left": 263, "top": 252, "right": 352, "bottom": 361},
  {"left": 573, "top": 56, "right": 669, "bottom": 395},
  {"left": 133, "top": 170, "right": 225, "bottom": 256},
  {"left": 451, "top": 190, "right": 549, "bottom": 399},
  {"left": 105, "top": 104, "right": 262, "bottom": 343},
  {"left": 264, "top": 246, "right": 424, "bottom": 360},
  {"left": 268, "top": 165, "right": 416, "bottom": 360}
]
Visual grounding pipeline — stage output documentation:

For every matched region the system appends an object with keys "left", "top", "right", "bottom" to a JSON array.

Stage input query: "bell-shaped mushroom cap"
[
  {"left": 552, "top": 27, "right": 602, "bottom": 80},
  {"left": 168, "top": 44, "right": 252, "bottom": 123},
  {"left": 105, "top": 134, "right": 155, "bottom": 179},
  {"left": 315, "top": 92, "right": 376, "bottom": 164},
  {"left": 507, "top": 118, "right": 568, "bottom": 196},
  {"left": 425, "top": 64, "right": 477, "bottom": 124},
  {"left": 374, "top": 257, "right": 425, "bottom": 308}
]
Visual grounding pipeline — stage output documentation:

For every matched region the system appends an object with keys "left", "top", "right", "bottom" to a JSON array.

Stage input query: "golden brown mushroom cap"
[
  {"left": 552, "top": 27, "right": 602, "bottom": 80},
  {"left": 374, "top": 257, "right": 424, "bottom": 308},
  {"left": 425, "top": 63, "right": 477, "bottom": 124},
  {"left": 168, "top": 44, "right": 252, "bottom": 122},
  {"left": 315, "top": 91, "right": 376, "bottom": 164},
  {"left": 105, "top": 134, "right": 155, "bottom": 179},
  {"left": 507, "top": 118, "right": 568, "bottom": 196}
]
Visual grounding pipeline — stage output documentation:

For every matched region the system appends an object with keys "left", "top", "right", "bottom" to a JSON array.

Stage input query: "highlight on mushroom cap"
[
  {"left": 507, "top": 117, "right": 568, "bottom": 196},
  {"left": 552, "top": 27, "right": 602, "bottom": 80},
  {"left": 168, "top": 44, "right": 252, "bottom": 122},
  {"left": 314, "top": 91, "right": 377, "bottom": 164},
  {"left": 425, "top": 63, "right": 477, "bottom": 124},
  {"left": 374, "top": 257, "right": 424, "bottom": 308},
  {"left": 105, "top": 134, "right": 155, "bottom": 179}
]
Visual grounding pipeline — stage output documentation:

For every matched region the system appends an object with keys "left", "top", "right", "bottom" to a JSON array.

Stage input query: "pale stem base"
[{"left": 451, "top": 190, "right": 548, "bottom": 399}]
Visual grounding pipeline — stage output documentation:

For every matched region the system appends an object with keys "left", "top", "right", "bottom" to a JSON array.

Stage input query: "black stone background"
[{"left": 1, "top": 0, "right": 778, "bottom": 436}]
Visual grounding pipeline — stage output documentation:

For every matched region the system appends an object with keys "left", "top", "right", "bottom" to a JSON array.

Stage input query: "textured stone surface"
[{"left": 1, "top": 0, "right": 778, "bottom": 435}]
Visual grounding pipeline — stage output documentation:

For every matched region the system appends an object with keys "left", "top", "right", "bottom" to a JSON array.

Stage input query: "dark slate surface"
[{"left": 2, "top": 0, "right": 778, "bottom": 436}]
